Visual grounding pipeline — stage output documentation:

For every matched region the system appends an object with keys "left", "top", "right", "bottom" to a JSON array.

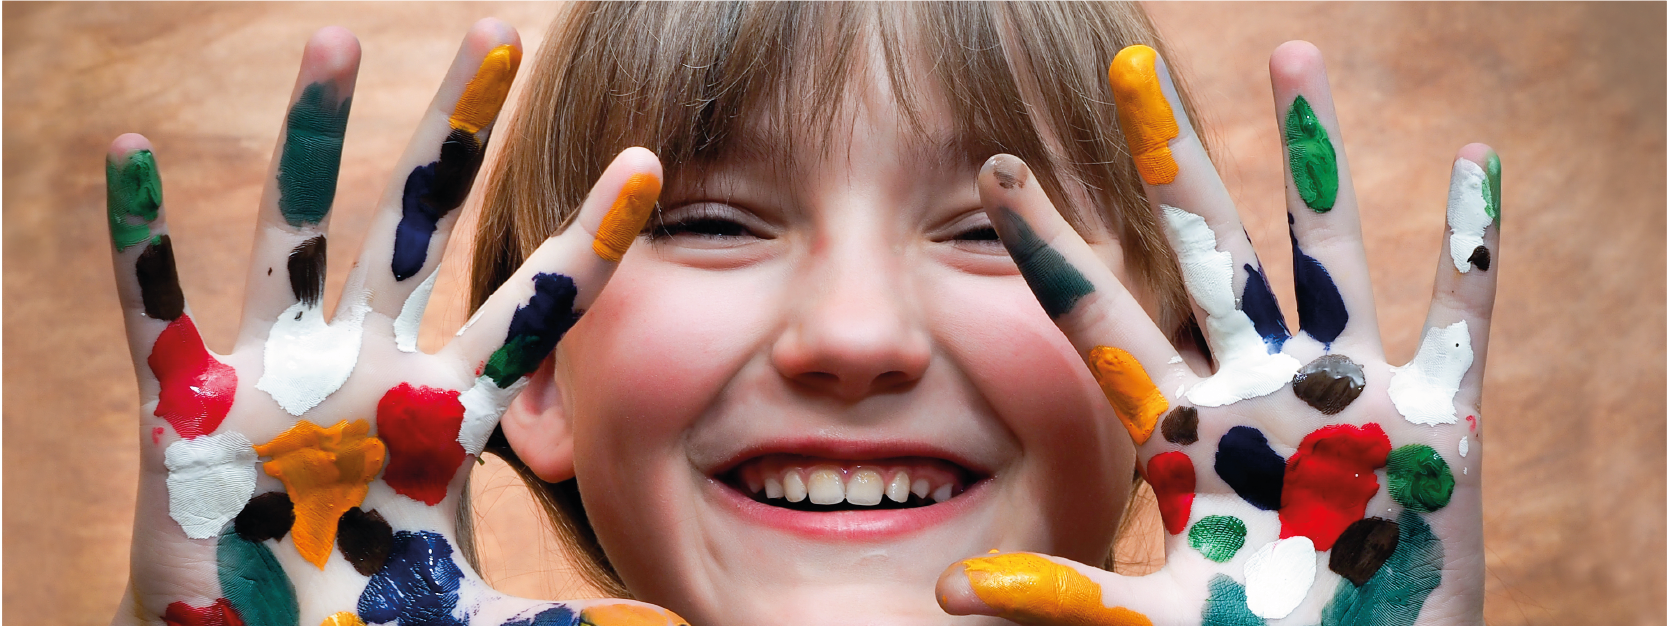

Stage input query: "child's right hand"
[
  {"left": 107, "top": 22, "right": 681, "bottom": 626},
  {"left": 936, "top": 43, "right": 1491, "bottom": 625}
]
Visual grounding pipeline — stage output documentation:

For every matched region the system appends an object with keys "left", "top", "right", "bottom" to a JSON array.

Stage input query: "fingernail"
[
  {"left": 987, "top": 154, "right": 1029, "bottom": 190},
  {"left": 592, "top": 172, "right": 662, "bottom": 262},
  {"left": 1108, "top": 45, "right": 1179, "bottom": 185}
]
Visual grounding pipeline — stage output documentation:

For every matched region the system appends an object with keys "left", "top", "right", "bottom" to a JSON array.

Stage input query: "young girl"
[{"left": 107, "top": 3, "right": 1495, "bottom": 626}]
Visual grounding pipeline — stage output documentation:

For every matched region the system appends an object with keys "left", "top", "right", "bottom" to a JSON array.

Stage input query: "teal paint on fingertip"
[
  {"left": 218, "top": 531, "right": 300, "bottom": 626},
  {"left": 1321, "top": 510, "right": 1443, "bottom": 626},
  {"left": 992, "top": 207, "right": 1095, "bottom": 319},
  {"left": 276, "top": 82, "right": 352, "bottom": 227}
]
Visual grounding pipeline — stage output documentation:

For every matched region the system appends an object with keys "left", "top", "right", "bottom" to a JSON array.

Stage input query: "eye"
[
  {"left": 647, "top": 203, "right": 766, "bottom": 242},
  {"left": 952, "top": 225, "right": 1000, "bottom": 242},
  {"left": 937, "top": 211, "right": 1005, "bottom": 254}
]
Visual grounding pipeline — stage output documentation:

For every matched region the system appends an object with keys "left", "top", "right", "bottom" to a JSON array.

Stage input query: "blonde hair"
[{"left": 467, "top": 0, "right": 1208, "bottom": 597}]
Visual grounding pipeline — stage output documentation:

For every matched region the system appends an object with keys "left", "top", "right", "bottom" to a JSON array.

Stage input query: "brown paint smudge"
[
  {"left": 287, "top": 236, "right": 326, "bottom": 309},
  {"left": 136, "top": 235, "right": 184, "bottom": 320},
  {"left": 1291, "top": 354, "right": 1366, "bottom": 415},
  {"left": 337, "top": 507, "right": 394, "bottom": 576},
  {"left": 1329, "top": 517, "right": 1400, "bottom": 586},
  {"left": 233, "top": 491, "right": 295, "bottom": 543},
  {"left": 1161, "top": 406, "right": 1199, "bottom": 445}
]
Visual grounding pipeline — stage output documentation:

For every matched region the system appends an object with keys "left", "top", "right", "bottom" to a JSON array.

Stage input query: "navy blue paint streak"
[
  {"left": 357, "top": 530, "right": 465, "bottom": 626},
  {"left": 1214, "top": 426, "right": 1286, "bottom": 511},
  {"left": 1290, "top": 215, "right": 1348, "bottom": 347},
  {"left": 1240, "top": 263, "right": 1289, "bottom": 353},
  {"left": 503, "top": 606, "right": 579, "bottom": 626},
  {"left": 391, "top": 129, "right": 485, "bottom": 281},
  {"left": 481, "top": 272, "right": 583, "bottom": 388}
]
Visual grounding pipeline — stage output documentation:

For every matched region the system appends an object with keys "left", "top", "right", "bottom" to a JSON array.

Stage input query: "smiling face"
[{"left": 525, "top": 44, "right": 1145, "bottom": 626}]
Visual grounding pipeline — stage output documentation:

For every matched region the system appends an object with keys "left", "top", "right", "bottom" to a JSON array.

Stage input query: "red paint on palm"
[
  {"left": 163, "top": 599, "right": 245, "bottom": 626},
  {"left": 1146, "top": 451, "right": 1196, "bottom": 535},
  {"left": 376, "top": 383, "right": 467, "bottom": 505},
  {"left": 148, "top": 315, "right": 236, "bottom": 439},
  {"left": 1278, "top": 423, "right": 1391, "bottom": 550}
]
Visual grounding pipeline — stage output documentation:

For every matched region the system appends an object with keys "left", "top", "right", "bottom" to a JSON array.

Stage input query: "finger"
[
  {"left": 983, "top": 154, "right": 1187, "bottom": 447},
  {"left": 358, "top": 19, "right": 523, "bottom": 349},
  {"left": 1108, "top": 46, "right": 1301, "bottom": 409},
  {"left": 107, "top": 135, "right": 239, "bottom": 442},
  {"left": 936, "top": 551, "right": 1185, "bottom": 626},
  {"left": 236, "top": 27, "right": 361, "bottom": 344},
  {"left": 525, "top": 600, "right": 690, "bottom": 626},
  {"left": 1391, "top": 145, "right": 1500, "bottom": 426},
  {"left": 1270, "top": 41, "right": 1384, "bottom": 358},
  {"left": 443, "top": 147, "right": 663, "bottom": 455}
]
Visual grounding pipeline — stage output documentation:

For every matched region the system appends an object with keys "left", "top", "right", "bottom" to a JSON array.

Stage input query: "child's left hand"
[{"left": 937, "top": 42, "right": 1492, "bottom": 626}]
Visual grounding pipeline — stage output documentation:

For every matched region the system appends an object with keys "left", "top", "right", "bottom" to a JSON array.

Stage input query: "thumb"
[{"left": 936, "top": 552, "right": 1182, "bottom": 626}]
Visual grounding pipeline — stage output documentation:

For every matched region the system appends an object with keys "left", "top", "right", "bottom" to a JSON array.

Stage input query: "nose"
[{"left": 770, "top": 243, "right": 933, "bottom": 402}]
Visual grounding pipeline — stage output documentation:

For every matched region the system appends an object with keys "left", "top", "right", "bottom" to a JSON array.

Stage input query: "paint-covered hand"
[
  {"left": 106, "top": 23, "right": 684, "bottom": 626},
  {"left": 937, "top": 43, "right": 1494, "bottom": 626}
]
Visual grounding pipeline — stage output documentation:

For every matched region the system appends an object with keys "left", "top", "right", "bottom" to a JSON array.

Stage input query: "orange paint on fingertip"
[
  {"left": 960, "top": 553, "right": 1153, "bottom": 626},
  {"left": 449, "top": 44, "right": 522, "bottom": 135},
  {"left": 253, "top": 420, "right": 386, "bottom": 569},
  {"left": 320, "top": 612, "right": 366, "bottom": 626},
  {"left": 1088, "top": 346, "right": 1168, "bottom": 445},
  {"left": 579, "top": 603, "right": 688, "bottom": 626},
  {"left": 1108, "top": 45, "right": 1180, "bottom": 185},
  {"left": 592, "top": 173, "right": 662, "bottom": 262}
]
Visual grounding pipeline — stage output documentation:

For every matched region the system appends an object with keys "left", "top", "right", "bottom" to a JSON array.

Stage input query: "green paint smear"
[
  {"left": 1188, "top": 515, "right": 1248, "bottom": 563},
  {"left": 1284, "top": 95, "right": 1338, "bottom": 212},
  {"left": 482, "top": 334, "right": 543, "bottom": 388},
  {"left": 1387, "top": 444, "right": 1454, "bottom": 513},
  {"left": 217, "top": 531, "right": 300, "bottom": 626},
  {"left": 276, "top": 82, "right": 352, "bottom": 227},
  {"left": 1483, "top": 151, "right": 1502, "bottom": 223},
  {"left": 106, "top": 150, "right": 163, "bottom": 251},
  {"left": 1321, "top": 510, "right": 1443, "bottom": 626},
  {"left": 993, "top": 207, "right": 1096, "bottom": 319},
  {"left": 1202, "top": 575, "right": 1264, "bottom": 626}
]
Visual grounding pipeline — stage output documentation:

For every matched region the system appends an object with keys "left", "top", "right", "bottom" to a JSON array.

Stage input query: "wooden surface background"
[{"left": 4, "top": 3, "right": 1662, "bottom": 624}]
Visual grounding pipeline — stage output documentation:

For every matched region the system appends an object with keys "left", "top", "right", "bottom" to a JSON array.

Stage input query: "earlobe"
[{"left": 499, "top": 355, "right": 577, "bottom": 483}]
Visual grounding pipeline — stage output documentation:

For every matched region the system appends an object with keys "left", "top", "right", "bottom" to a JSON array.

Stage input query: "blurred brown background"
[{"left": 5, "top": 2, "right": 1662, "bottom": 624}]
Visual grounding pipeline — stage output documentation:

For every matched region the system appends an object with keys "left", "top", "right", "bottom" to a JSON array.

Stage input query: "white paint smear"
[
  {"left": 457, "top": 375, "right": 531, "bottom": 456},
  {"left": 1161, "top": 205, "right": 1300, "bottom": 406},
  {"left": 257, "top": 295, "right": 370, "bottom": 416},
  {"left": 1459, "top": 436, "right": 1470, "bottom": 457},
  {"left": 165, "top": 433, "right": 257, "bottom": 539},
  {"left": 1388, "top": 320, "right": 1473, "bottom": 426},
  {"left": 1243, "top": 536, "right": 1316, "bottom": 619},
  {"left": 1447, "top": 159, "right": 1492, "bottom": 273},
  {"left": 394, "top": 272, "right": 438, "bottom": 353}
]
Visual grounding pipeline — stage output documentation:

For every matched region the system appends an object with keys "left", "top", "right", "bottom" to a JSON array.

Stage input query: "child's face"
[{"left": 540, "top": 63, "right": 1141, "bottom": 625}]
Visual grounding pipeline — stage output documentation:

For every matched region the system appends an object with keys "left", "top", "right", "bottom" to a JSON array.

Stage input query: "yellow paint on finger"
[
  {"left": 961, "top": 553, "right": 1153, "bottom": 626},
  {"left": 1089, "top": 346, "right": 1168, "bottom": 445},
  {"left": 1108, "top": 45, "right": 1180, "bottom": 185},
  {"left": 320, "top": 612, "right": 366, "bottom": 626},
  {"left": 449, "top": 44, "right": 522, "bottom": 135},
  {"left": 580, "top": 604, "right": 690, "bottom": 626},
  {"left": 592, "top": 173, "right": 663, "bottom": 262},
  {"left": 254, "top": 420, "right": 386, "bottom": 569}
]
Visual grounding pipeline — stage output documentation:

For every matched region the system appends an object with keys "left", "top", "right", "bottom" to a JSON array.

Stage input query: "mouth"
[{"left": 722, "top": 455, "right": 980, "bottom": 512}]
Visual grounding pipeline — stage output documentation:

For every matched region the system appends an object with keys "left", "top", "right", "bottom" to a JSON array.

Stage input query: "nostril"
[{"left": 872, "top": 370, "right": 915, "bottom": 392}]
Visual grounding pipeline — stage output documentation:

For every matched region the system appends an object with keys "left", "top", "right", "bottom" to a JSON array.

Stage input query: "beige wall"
[{"left": 5, "top": 2, "right": 1662, "bottom": 624}]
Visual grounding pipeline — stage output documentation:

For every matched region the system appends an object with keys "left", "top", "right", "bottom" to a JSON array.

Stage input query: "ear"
[{"left": 500, "top": 354, "right": 576, "bottom": 483}]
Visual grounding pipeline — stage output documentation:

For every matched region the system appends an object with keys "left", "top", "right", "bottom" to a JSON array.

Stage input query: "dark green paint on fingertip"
[
  {"left": 277, "top": 82, "right": 352, "bottom": 227},
  {"left": 218, "top": 531, "right": 300, "bottom": 626},
  {"left": 1284, "top": 96, "right": 1338, "bottom": 213},
  {"left": 107, "top": 149, "right": 163, "bottom": 251},
  {"left": 992, "top": 207, "right": 1095, "bottom": 319}
]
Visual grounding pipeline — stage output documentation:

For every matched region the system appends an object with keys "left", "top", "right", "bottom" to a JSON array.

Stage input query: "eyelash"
[{"left": 647, "top": 204, "right": 759, "bottom": 240}]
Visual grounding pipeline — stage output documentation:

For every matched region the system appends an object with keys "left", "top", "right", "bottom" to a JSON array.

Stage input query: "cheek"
[{"left": 927, "top": 274, "right": 1135, "bottom": 556}]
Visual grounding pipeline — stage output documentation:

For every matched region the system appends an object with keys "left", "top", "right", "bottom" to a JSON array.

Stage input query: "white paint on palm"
[
  {"left": 165, "top": 432, "right": 257, "bottom": 539},
  {"left": 1447, "top": 158, "right": 1493, "bottom": 273},
  {"left": 1161, "top": 205, "right": 1300, "bottom": 406},
  {"left": 257, "top": 293, "right": 370, "bottom": 416},
  {"left": 394, "top": 272, "right": 438, "bottom": 353},
  {"left": 456, "top": 374, "right": 530, "bottom": 456},
  {"left": 1388, "top": 320, "right": 1473, "bottom": 426},
  {"left": 1243, "top": 536, "right": 1317, "bottom": 619},
  {"left": 1459, "top": 436, "right": 1470, "bottom": 457}
]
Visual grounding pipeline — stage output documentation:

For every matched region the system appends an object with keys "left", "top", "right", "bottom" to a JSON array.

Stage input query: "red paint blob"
[
  {"left": 1467, "top": 414, "right": 1478, "bottom": 432},
  {"left": 148, "top": 315, "right": 236, "bottom": 439},
  {"left": 1146, "top": 451, "right": 1196, "bottom": 535},
  {"left": 376, "top": 383, "right": 467, "bottom": 505},
  {"left": 1278, "top": 422, "right": 1391, "bottom": 550},
  {"left": 163, "top": 598, "right": 245, "bottom": 626},
  {"left": 152, "top": 427, "right": 164, "bottom": 445}
]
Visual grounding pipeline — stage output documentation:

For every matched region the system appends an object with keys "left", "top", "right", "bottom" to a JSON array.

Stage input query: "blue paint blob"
[
  {"left": 391, "top": 129, "right": 485, "bottom": 281},
  {"left": 503, "top": 605, "right": 580, "bottom": 626},
  {"left": 482, "top": 273, "right": 583, "bottom": 388},
  {"left": 1290, "top": 215, "right": 1348, "bottom": 347},
  {"left": 1214, "top": 426, "right": 1286, "bottom": 511},
  {"left": 1321, "top": 510, "right": 1444, "bottom": 626},
  {"left": 358, "top": 530, "right": 466, "bottom": 626},
  {"left": 1202, "top": 575, "right": 1265, "bottom": 626},
  {"left": 1240, "top": 263, "right": 1289, "bottom": 353}
]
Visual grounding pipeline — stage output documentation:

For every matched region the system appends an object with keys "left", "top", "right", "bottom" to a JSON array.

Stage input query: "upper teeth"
[{"left": 747, "top": 465, "right": 960, "bottom": 506}]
